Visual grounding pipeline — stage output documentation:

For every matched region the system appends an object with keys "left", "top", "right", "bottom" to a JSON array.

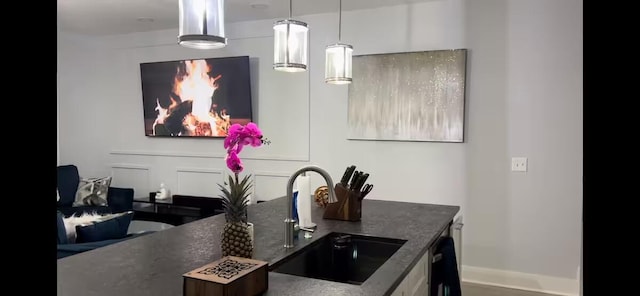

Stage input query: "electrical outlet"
[{"left": 511, "top": 157, "right": 528, "bottom": 172}]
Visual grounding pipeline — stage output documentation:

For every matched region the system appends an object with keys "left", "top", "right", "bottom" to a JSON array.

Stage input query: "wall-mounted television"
[{"left": 140, "top": 56, "right": 253, "bottom": 138}]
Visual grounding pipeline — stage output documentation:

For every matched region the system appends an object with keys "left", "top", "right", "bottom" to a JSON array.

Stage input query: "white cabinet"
[
  {"left": 406, "top": 251, "right": 429, "bottom": 296},
  {"left": 389, "top": 251, "right": 430, "bottom": 296},
  {"left": 390, "top": 275, "right": 407, "bottom": 296},
  {"left": 390, "top": 224, "right": 453, "bottom": 296}
]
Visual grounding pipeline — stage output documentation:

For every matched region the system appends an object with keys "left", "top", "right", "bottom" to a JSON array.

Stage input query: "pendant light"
[
  {"left": 178, "top": 0, "right": 227, "bottom": 49},
  {"left": 325, "top": 0, "right": 352, "bottom": 84},
  {"left": 273, "top": 0, "right": 308, "bottom": 72}
]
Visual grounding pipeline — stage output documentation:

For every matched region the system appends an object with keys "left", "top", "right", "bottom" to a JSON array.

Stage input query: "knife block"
[{"left": 322, "top": 183, "right": 362, "bottom": 222}]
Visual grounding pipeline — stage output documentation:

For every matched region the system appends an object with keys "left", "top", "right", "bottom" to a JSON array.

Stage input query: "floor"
[{"left": 462, "top": 282, "right": 559, "bottom": 296}]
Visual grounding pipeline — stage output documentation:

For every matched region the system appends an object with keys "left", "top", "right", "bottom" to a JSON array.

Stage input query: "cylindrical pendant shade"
[
  {"left": 325, "top": 43, "right": 353, "bottom": 84},
  {"left": 178, "top": 0, "right": 227, "bottom": 49},
  {"left": 273, "top": 19, "right": 308, "bottom": 72}
]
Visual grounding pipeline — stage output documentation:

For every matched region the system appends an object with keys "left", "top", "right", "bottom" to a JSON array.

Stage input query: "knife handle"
[
  {"left": 340, "top": 166, "right": 352, "bottom": 185},
  {"left": 353, "top": 173, "right": 369, "bottom": 192},
  {"left": 349, "top": 171, "right": 360, "bottom": 189}
]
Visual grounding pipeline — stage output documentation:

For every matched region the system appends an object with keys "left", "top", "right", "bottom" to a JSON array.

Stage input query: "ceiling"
[{"left": 58, "top": 0, "right": 434, "bottom": 36}]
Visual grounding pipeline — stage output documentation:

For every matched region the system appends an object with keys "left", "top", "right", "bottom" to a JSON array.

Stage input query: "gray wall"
[{"left": 57, "top": 0, "right": 582, "bottom": 293}]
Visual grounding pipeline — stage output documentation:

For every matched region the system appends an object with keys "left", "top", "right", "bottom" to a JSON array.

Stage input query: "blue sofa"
[
  {"left": 57, "top": 165, "right": 134, "bottom": 217},
  {"left": 56, "top": 164, "right": 147, "bottom": 259},
  {"left": 56, "top": 211, "right": 150, "bottom": 259}
]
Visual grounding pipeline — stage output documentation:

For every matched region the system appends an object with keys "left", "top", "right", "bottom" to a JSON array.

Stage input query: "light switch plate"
[{"left": 511, "top": 157, "right": 528, "bottom": 172}]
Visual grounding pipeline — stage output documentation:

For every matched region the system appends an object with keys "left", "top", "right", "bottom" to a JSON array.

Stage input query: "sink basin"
[{"left": 270, "top": 232, "right": 407, "bottom": 285}]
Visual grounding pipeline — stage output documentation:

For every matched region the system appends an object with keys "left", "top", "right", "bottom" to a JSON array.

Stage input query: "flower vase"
[{"left": 247, "top": 222, "right": 254, "bottom": 248}]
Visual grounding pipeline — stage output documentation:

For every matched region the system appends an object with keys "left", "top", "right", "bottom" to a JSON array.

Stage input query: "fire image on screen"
[{"left": 139, "top": 56, "right": 253, "bottom": 137}]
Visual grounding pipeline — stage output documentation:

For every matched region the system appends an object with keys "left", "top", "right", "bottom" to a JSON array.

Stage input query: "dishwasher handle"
[{"left": 432, "top": 253, "right": 443, "bottom": 263}]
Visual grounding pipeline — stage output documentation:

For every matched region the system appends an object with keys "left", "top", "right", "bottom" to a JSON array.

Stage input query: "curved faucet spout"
[
  {"left": 286, "top": 165, "right": 337, "bottom": 219},
  {"left": 284, "top": 165, "right": 337, "bottom": 248}
]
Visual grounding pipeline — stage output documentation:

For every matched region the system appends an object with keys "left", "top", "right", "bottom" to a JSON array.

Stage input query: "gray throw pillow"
[{"left": 73, "top": 176, "right": 112, "bottom": 206}]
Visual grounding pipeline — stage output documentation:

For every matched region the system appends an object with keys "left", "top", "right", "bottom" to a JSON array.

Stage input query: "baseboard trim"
[{"left": 461, "top": 265, "right": 579, "bottom": 296}]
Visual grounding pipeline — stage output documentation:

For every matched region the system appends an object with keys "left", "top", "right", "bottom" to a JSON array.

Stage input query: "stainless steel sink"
[{"left": 270, "top": 232, "right": 407, "bottom": 285}]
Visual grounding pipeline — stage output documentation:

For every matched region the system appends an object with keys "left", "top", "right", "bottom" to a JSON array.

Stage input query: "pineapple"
[{"left": 219, "top": 174, "right": 253, "bottom": 258}]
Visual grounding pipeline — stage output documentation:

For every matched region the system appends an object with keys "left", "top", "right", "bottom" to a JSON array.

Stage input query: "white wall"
[
  {"left": 462, "top": 1, "right": 582, "bottom": 293},
  {"left": 57, "top": 72, "right": 60, "bottom": 166},
  {"left": 57, "top": 12, "right": 61, "bottom": 166},
  {"left": 57, "top": 0, "right": 582, "bottom": 294}
]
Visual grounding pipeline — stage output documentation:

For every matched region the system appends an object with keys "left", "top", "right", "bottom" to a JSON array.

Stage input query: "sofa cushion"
[
  {"left": 74, "top": 176, "right": 112, "bottom": 206},
  {"left": 62, "top": 211, "right": 112, "bottom": 243},
  {"left": 75, "top": 211, "right": 134, "bottom": 243},
  {"left": 57, "top": 165, "right": 80, "bottom": 207},
  {"left": 106, "top": 187, "right": 135, "bottom": 213},
  {"left": 58, "top": 205, "right": 112, "bottom": 218},
  {"left": 57, "top": 211, "right": 69, "bottom": 244}
]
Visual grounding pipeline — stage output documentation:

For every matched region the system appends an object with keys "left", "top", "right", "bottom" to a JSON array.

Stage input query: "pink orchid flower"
[
  {"left": 245, "top": 122, "right": 263, "bottom": 138},
  {"left": 228, "top": 123, "right": 244, "bottom": 137},
  {"left": 226, "top": 150, "right": 243, "bottom": 174},
  {"left": 224, "top": 122, "right": 267, "bottom": 174}
]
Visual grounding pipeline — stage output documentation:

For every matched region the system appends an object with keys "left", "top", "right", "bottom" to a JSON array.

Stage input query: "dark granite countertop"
[{"left": 57, "top": 197, "right": 459, "bottom": 296}]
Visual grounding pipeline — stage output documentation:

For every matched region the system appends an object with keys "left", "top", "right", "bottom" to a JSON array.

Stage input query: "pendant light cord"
[
  {"left": 338, "top": 0, "right": 342, "bottom": 41},
  {"left": 289, "top": 0, "right": 293, "bottom": 19},
  {"left": 202, "top": 4, "right": 208, "bottom": 35}
]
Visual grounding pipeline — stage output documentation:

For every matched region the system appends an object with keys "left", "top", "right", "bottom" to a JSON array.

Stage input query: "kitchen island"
[{"left": 57, "top": 196, "right": 459, "bottom": 296}]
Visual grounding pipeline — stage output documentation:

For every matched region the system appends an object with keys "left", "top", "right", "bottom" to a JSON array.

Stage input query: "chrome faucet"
[{"left": 284, "top": 165, "right": 337, "bottom": 248}]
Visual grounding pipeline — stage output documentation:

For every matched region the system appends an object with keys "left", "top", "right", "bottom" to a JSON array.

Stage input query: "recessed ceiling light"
[
  {"left": 137, "top": 17, "right": 155, "bottom": 23},
  {"left": 250, "top": 1, "right": 269, "bottom": 9}
]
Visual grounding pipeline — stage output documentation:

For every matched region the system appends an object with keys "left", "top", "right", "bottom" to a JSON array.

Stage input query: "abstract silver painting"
[{"left": 347, "top": 49, "right": 467, "bottom": 142}]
